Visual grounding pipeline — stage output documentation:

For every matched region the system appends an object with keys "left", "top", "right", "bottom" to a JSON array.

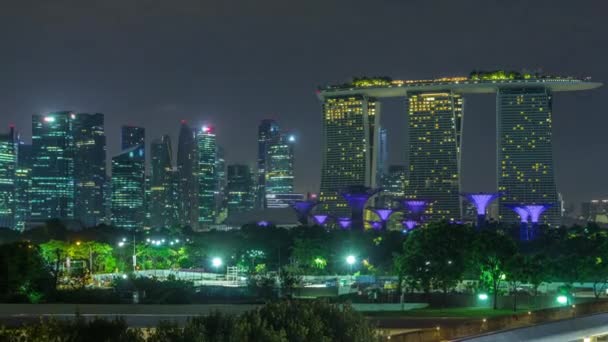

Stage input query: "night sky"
[{"left": 1, "top": 0, "right": 607, "bottom": 210}]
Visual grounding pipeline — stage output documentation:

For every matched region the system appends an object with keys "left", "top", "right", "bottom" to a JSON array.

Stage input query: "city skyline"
[{"left": 1, "top": 0, "right": 608, "bottom": 207}]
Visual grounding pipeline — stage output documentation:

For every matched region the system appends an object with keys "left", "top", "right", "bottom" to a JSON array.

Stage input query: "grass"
[{"left": 363, "top": 307, "right": 530, "bottom": 318}]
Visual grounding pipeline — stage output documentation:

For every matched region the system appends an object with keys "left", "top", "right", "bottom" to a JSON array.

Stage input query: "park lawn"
[{"left": 364, "top": 307, "right": 530, "bottom": 318}]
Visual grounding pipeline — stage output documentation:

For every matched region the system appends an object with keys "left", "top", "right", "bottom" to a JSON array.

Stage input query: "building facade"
[
  {"left": 226, "top": 164, "right": 255, "bottom": 215},
  {"left": 265, "top": 132, "right": 295, "bottom": 195},
  {"left": 73, "top": 113, "right": 106, "bottom": 227},
  {"left": 257, "top": 119, "right": 281, "bottom": 208},
  {"left": 150, "top": 134, "right": 174, "bottom": 229},
  {"left": 0, "top": 127, "right": 17, "bottom": 228},
  {"left": 406, "top": 92, "right": 463, "bottom": 221},
  {"left": 31, "top": 112, "right": 75, "bottom": 221},
  {"left": 319, "top": 95, "right": 380, "bottom": 217},
  {"left": 176, "top": 121, "right": 198, "bottom": 229},
  {"left": 111, "top": 126, "right": 145, "bottom": 230},
  {"left": 197, "top": 126, "right": 217, "bottom": 226},
  {"left": 497, "top": 87, "right": 560, "bottom": 226}
]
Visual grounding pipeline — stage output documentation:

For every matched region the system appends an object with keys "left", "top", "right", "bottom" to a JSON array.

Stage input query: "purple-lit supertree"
[
  {"left": 312, "top": 214, "right": 330, "bottom": 226},
  {"left": 399, "top": 199, "right": 428, "bottom": 217},
  {"left": 507, "top": 205, "right": 531, "bottom": 241},
  {"left": 340, "top": 186, "right": 381, "bottom": 230},
  {"left": 461, "top": 193, "right": 500, "bottom": 228},
  {"left": 367, "top": 221, "right": 382, "bottom": 230},
  {"left": 290, "top": 200, "right": 318, "bottom": 226},
  {"left": 337, "top": 217, "right": 352, "bottom": 229},
  {"left": 401, "top": 219, "right": 418, "bottom": 233},
  {"left": 369, "top": 208, "right": 395, "bottom": 231},
  {"left": 525, "top": 204, "right": 553, "bottom": 240},
  {"left": 257, "top": 221, "right": 270, "bottom": 227}
]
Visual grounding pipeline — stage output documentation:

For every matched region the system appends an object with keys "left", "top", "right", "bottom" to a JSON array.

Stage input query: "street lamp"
[
  {"left": 212, "top": 257, "right": 223, "bottom": 270},
  {"left": 346, "top": 255, "right": 356, "bottom": 275}
]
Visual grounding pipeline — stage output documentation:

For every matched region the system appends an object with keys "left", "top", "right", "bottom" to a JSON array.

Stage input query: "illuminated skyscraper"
[
  {"left": 257, "top": 119, "right": 280, "bottom": 208},
  {"left": 378, "top": 165, "right": 407, "bottom": 208},
  {"left": 319, "top": 95, "right": 380, "bottom": 218},
  {"left": 176, "top": 121, "right": 198, "bottom": 228},
  {"left": 31, "top": 112, "right": 75, "bottom": 221},
  {"left": 197, "top": 125, "right": 217, "bottom": 225},
  {"left": 497, "top": 87, "right": 560, "bottom": 226},
  {"left": 14, "top": 143, "right": 32, "bottom": 231},
  {"left": 226, "top": 164, "right": 255, "bottom": 215},
  {"left": 266, "top": 132, "right": 295, "bottom": 195},
  {"left": 406, "top": 92, "right": 462, "bottom": 221},
  {"left": 150, "top": 134, "right": 173, "bottom": 229},
  {"left": 111, "top": 126, "right": 145, "bottom": 230},
  {"left": 215, "top": 145, "right": 227, "bottom": 223},
  {"left": 0, "top": 127, "right": 17, "bottom": 228},
  {"left": 377, "top": 127, "right": 388, "bottom": 186},
  {"left": 73, "top": 113, "right": 106, "bottom": 227}
]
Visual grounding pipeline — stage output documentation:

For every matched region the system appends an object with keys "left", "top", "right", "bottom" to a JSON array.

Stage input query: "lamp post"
[{"left": 346, "top": 255, "right": 356, "bottom": 275}]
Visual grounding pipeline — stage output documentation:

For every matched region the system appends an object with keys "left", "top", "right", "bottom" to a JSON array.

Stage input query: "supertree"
[
  {"left": 312, "top": 214, "right": 330, "bottom": 226},
  {"left": 401, "top": 219, "right": 418, "bottom": 232},
  {"left": 367, "top": 221, "right": 382, "bottom": 230},
  {"left": 461, "top": 193, "right": 500, "bottom": 228},
  {"left": 337, "top": 217, "right": 352, "bottom": 229},
  {"left": 369, "top": 208, "right": 395, "bottom": 231},
  {"left": 507, "top": 205, "right": 531, "bottom": 241},
  {"left": 524, "top": 204, "right": 553, "bottom": 240},
  {"left": 290, "top": 200, "right": 318, "bottom": 226},
  {"left": 340, "top": 186, "right": 381, "bottom": 230}
]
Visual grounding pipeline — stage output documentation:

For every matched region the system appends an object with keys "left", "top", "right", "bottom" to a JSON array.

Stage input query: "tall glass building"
[
  {"left": 0, "top": 127, "right": 17, "bottom": 228},
  {"left": 406, "top": 92, "right": 463, "bottom": 221},
  {"left": 226, "top": 164, "right": 255, "bottom": 215},
  {"left": 197, "top": 126, "right": 217, "bottom": 226},
  {"left": 319, "top": 95, "right": 380, "bottom": 217},
  {"left": 111, "top": 126, "right": 145, "bottom": 230},
  {"left": 215, "top": 145, "right": 227, "bottom": 223},
  {"left": 265, "top": 132, "right": 295, "bottom": 195},
  {"left": 176, "top": 121, "right": 198, "bottom": 228},
  {"left": 14, "top": 143, "right": 32, "bottom": 231},
  {"left": 257, "top": 119, "right": 280, "bottom": 208},
  {"left": 150, "top": 134, "right": 173, "bottom": 229},
  {"left": 497, "top": 87, "right": 560, "bottom": 225},
  {"left": 73, "top": 113, "right": 106, "bottom": 227},
  {"left": 31, "top": 112, "right": 75, "bottom": 221}
]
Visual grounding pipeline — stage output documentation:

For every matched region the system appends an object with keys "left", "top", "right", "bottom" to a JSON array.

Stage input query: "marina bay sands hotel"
[{"left": 316, "top": 71, "right": 602, "bottom": 226}]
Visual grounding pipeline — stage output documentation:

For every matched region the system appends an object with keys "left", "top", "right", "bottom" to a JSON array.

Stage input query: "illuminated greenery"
[
  {"left": 469, "top": 70, "right": 535, "bottom": 81},
  {"left": 352, "top": 76, "right": 392, "bottom": 87}
]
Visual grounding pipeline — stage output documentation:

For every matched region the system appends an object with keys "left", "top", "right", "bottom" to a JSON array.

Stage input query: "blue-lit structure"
[
  {"left": 291, "top": 200, "right": 318, "bottom": 225},
  {"left": 462, "top": 192, "right": 500, "bottom": 228},
  {"left": 257, "top": 220, "right": 270, "bottom": 227},
  {"left": 313, "top": 214, "right": 329, "bottom": 226},
  {"left": 341, "top": 186, "right": 380, "bottom": 230},
  {"left": 402, "top": 219, "right": 417, "bottom": 231},
  {"left": 525, "top": 204, "right": 553, "bottom": 239},
  {"left": 370, "top": 208, "right": 394, "bottom": 230},
  {"left": 367, "top": 220, "right": 382, "bottom": 230},
  {"left": 507, "top": 205, "right": 531, "bottom": 241},
  {"left": 337, "top": 217, "right": 352, "bottom": 229}
]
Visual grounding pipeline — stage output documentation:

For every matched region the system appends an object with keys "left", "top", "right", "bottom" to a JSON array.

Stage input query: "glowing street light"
[
  {"left": 478, "top": 293, "right": 489, "bottom": 301},
  {"left": 346, "top": 255, "right": 356, "bottom": 265},
  {"left": 212, "top": 257, "right": 223, "bottom": 269},
  {"left": 557, "top": 295, "right": 568, "bottom": 305}
]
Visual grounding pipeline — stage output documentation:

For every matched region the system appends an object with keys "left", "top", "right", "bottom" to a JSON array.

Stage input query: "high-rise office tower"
[
  {"left": 150, "top": 134, "right": 173, "bottom": 229},
  {"left": 31, "top": 112, "right": 75, "bottom": 221},
  {"left": 406, "top": 92, "right": 463, "bottom": 221},
  {"left": 377, "top": 127, "right": 388, "bottom": 186},
  {"left": 257, "top": 119, "right": 280, "bottom": 208},
  {"left": 319, "top": 95, "right": 380, "bottom": 217},
  {"left": 111, "top": 126, "right": 145, "bottom": 230},
  {"left": 14, "top": 143, "right": 32, "bottom": 231},
  {"left": 497, "top": 87, "right": 560, "bottom": 226},
  {"left": 177, "top": 121, "right": 198, "bottom": 228},
  {"left": 226, "top": 164, "right": 255, "bottom": 215},
  {"left": 73, "top": 113, "right": 106, "bottom": 227},
  {"left": 0, "top": 127, "right": 17, "bottom": 228},
  {"left": 215, "top": 145, "right": 227, "bottom": 223},
  {"left": 197, "top": 125, "right": 217, "bottom": 226},
  {"left": 265, "top": 132, "right": 295, "bottom": 195}
]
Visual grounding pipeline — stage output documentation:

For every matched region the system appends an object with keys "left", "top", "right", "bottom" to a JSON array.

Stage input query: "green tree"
[
  {"left": 0, "top": 242, "right": 54, "bottom": 302},
  {"left": 473, "top": 230, "right": 517, "bottom": 310}
]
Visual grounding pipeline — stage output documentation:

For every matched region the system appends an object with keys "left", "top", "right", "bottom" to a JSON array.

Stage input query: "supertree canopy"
[
  {"left": 507, "top": 205, "right": 531, "bottom": 241},
  {"left": 337, "top": 217, "right": 352, "bottom": 229},
  {"left": 525, "top": 204, "right": 552, "bottom": 224},
  {"left": 399, "top": 199, "right": 428, "bottom": 215},
  {"left": 461, "top": 192, "right": 500, "bottom": 228},
  {"left": 313, "top": 214, "right": 329, "bottom": 226},
  {"left": 341, "top": 186, "right": 381, "bottom": 230},
  {"left": 369, "top": 208, "right": 395, "bottom": 230},
  {"left": 367, "top": 221, "right": 382, "bottom": 230},
  {"left": 290, "top": 200, "right": 318, "bottom": 225},
  {"left": 402, "top": 219, "right": 417, "bottom": 231}
]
